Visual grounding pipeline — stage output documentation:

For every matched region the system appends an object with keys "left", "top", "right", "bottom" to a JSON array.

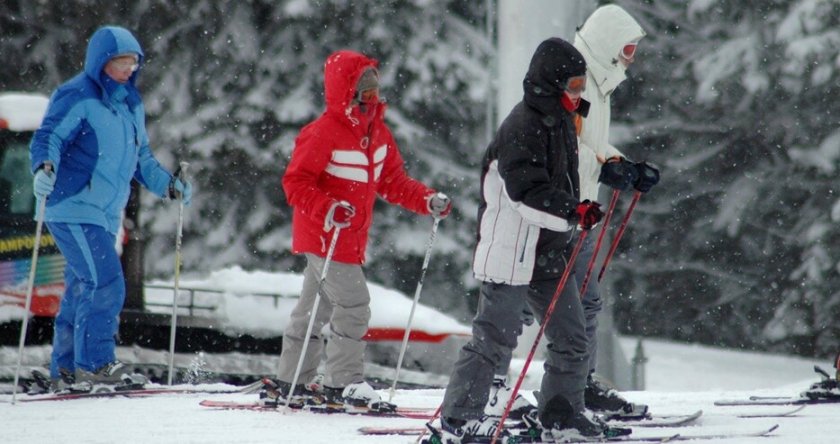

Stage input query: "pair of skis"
[
  {"left": 359, "top": 406, "right": 805, "bottom": 438},
  {"left": 6, "top": 379, "right": 261, "bottom": 403}
]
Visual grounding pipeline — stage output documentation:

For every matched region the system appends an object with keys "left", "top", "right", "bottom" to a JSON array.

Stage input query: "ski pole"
[
  {"left": 285, "top": 226, "right": 342, "bottom": 412},
  {"left": 491, "top": 229, "right": 589, "bottom": 444},
  {"left": 388, "top": 217, "right": 441, "bottom": 402},
  {"left": 577, "top": 189, "right": 620, "bottom": 299},
  {"left": 597, "top": 190, "right": 641, "bottom": 282},
  {"left": 12, "top": 164, "right": 52, "bottom": 405},
  {"left": 167, "top": 161, "right": 189, "bottom": 385}
]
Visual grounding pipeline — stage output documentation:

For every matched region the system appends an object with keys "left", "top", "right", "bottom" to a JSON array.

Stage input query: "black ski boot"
[
  {"left": 584, "top": 373, "right": 649, "bottom": 420},
  {"left": 539, "top": 394, "right": 631, "bottom": 442},
  {"left": 802, "top": 361, "right": 840, "bottom": 401}
]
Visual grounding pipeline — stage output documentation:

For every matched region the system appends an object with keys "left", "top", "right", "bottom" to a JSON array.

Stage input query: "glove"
[
  {"left": 33, "top": 164, "right": 56, "bottom": 199},
  {"left": 575, "top": 200, "right": 603, "bottom": 230},
  {"left": 598, "top": 158, "right": 639, "bottom": 191},
  {"left": 633, "top": 161, "right": 660, "bottom": 193},
  {"left": 426, "top": 192, "right": 452, "bottom": 219},
  {"left": 169, "top": 177, "right": 193, "bottom": 207},
  {"left": 325, "top": 200, "right": 355, "bottom": 230}
]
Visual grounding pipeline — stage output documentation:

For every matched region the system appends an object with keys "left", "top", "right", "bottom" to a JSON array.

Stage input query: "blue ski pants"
[{"left": 47, "top": 222, "right": 125, "bottom": 378}]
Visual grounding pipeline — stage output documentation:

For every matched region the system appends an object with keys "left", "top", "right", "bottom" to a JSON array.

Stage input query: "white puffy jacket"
[{"left": 574, "top": 5, "right": 646, "bottom": 202}]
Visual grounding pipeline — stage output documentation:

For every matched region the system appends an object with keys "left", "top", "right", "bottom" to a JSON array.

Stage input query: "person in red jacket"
[{"left": 264, "top": 49, "right": 451, "bottom": 411}]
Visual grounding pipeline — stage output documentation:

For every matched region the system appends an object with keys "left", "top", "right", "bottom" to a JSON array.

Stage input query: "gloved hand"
[
  {"left": 325, "top": 200, "right": 355, "bottom": 230},
  {"left": 169, "top": 178, "right": 193, "bottom": 207},
  {"left": 633, "top": 161, "right": 660, "bottom": 193},
  {"left": 575, "top": 200, "right": 603, "bottom": 230},
  {"left": 33, "top": 164, "right": 56, "bottom": 199},
  {"left": 598, "top": 157, "right": 639, "bottom": 191},
  {"left": 426, "top": 192, "right": 452, "bottom": 219}
]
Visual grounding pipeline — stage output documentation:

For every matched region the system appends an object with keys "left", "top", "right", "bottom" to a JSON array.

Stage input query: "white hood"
[{"left": 574, "top": 4, "right": 646, "bottom": 96}]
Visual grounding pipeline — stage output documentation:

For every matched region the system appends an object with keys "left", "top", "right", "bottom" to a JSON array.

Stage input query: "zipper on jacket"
[{"left": 519, "top": 226, "right": 531, "bottom": 264}]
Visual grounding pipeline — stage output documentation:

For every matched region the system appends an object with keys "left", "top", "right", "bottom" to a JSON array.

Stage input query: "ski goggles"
[
  {"left": 621, "top": 43, "right": 638, "bottom": 60},
  {"left": 563, "top": 75, "right": 587, "bottom": 95},
  {"left": 357, "top": 88, "right": 379, "bottom": 104},
  {"left": 109, "top": 57, "right": 139, "bottom": 72}
]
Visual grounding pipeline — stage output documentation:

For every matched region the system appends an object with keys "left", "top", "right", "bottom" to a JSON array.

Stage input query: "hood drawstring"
[{"left": 345, "top": 106, "right": 360, "bottom": 126}]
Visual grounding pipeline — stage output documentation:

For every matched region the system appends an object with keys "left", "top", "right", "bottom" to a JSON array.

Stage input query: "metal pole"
[
  {"left": 12, "top": 164, "right": 52, "bottom": 404},
  {"left": 284, "top": 226, "right": 342, "bottom": 412},
  {"left": 167, "top": 161, "right": 189, "bottom": 385},
  {"left": 388, "top": 217, "right": 440, "bottom": 402}
]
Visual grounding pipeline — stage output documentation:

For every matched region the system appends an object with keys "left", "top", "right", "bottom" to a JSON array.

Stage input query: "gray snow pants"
[
  {"left": 441, "top": 276, "right": 590, "bottom": 420},
  {"left": 276, "top": 253, "right": 371, "bottom": 388},
  {"left": 495, "top": 233, "right": 602, "bottom": 377}
]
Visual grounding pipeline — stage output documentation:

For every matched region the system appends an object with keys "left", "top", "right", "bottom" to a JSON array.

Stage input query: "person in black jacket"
[{"left": 437, "top": 38, "right": 611, "bottom": 443}]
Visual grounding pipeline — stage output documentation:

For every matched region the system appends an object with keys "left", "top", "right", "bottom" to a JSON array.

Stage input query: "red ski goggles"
[
  {"left": 621, "top": 43, "right": 637, "bottom": 60},
  {"left": 563, "top": 75, "right": 587, "bottom": 95}
]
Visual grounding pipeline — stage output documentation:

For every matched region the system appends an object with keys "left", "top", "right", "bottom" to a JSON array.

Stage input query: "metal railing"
[{"left": 143, "top": 284, "right": 298, "bottom": 317}]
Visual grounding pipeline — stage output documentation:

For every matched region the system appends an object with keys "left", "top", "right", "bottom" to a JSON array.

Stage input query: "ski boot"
[
  {"left": 801, "top": 361, "right": 840, "bottom": 401},
  {"left": 258, "top": 377, "right": 324, "bottom": 408},
  {"left": 324, "top": 380, "right": 396, "bottom": 413},
  {"left": 28, "top": 368, "right": 74, "bottom": 394},
  {"left": 72, "top": 361, "right": 146, "bottom": 393},
  {"left": 584, "top": 373, "right": 649, "bottom": 420},
  {"left": 485, "top": 375, "right": 536, "bottom": 420},
  {"left": 423, "top": 415, "right": 504, "bottom": 444}
]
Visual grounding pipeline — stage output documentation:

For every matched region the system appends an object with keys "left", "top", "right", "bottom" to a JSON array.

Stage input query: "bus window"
[{"left": 0, "top": 138, "right": 35, "bottom": 216}]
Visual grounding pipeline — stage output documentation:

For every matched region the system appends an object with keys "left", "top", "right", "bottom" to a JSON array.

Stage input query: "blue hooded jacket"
[{"left": 30, "top": 26, "right": 173, "bottom": 234}]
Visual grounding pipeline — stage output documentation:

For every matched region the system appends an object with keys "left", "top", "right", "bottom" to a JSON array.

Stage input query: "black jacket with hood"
[{"left": 473, "top": 38, "right": 587, "bottom": 285}]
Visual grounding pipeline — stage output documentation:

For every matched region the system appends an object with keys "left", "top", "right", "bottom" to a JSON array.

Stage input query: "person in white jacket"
[
  {"left": 484, "top": 4, "right": 661, "bottom": 421},
  {"left": 574, "top": 4, "right": 656, "bottom": 417}
]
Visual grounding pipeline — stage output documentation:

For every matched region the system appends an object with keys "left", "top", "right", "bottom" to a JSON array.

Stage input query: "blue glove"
[
  {"left": 33, "top": 166, "right": 56, "bottom": 199},
  {"left": 171, "top": 178, "right": 192, "bottom": 207}
]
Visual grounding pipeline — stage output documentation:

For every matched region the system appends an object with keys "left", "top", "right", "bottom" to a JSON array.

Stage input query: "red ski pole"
[
  {"left": 491, "top": 229, "right": 590, "bottom": 444},
  {"left": 597, "top": 190, "right": 642, "bottom": 282},
  {"left": 577, "top": 189, "right": 620, "bottom": 299}
]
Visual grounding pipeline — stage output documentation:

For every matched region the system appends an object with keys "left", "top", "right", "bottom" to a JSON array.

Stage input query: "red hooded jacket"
[{"left": 282, "top": 50, "right": 435, "bottom": 264}]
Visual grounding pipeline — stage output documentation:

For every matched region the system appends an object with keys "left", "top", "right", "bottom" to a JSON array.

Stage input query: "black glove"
[
  {"left": 598, "top": 158, "right": 639, "bottom": 191},
  {"left": 575, "top": 200, "right": 603, "bottom": 230},
  {"left": 633, "top": 161, "right": 661, "bottom": 193}
]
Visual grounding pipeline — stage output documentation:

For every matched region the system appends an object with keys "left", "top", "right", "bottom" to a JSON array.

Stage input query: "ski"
[
  {"left": 358, "top": 410, "right": 704, "bottom": 436},
  {"left": 737, "top": 405, "right": 806, "bottom": 418},
  {"left": 612, "top": 410, "right": 702, "bottom": 428},
  {"left": 13, "top": 380, "right": 261, "bottom": 403},
  {"left": 198, "top": 399, "right": 435, "bottom": 419},
  {"left": 714, "top": 395, "right": 839, "bottom": 406},
  {"left": 417, "top": 424, "right": 778, "bottom": 443}
]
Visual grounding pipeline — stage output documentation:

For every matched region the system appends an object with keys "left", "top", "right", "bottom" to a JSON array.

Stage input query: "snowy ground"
[{"left": 2, "top": 337, "right": 837, "bottom": 443}]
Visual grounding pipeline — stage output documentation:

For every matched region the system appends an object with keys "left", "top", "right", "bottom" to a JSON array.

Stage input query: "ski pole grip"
[{"left": 171, "top": 161, "right": 190, "bottom": 200}]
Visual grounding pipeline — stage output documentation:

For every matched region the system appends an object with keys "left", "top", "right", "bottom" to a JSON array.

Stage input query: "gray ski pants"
[
  {"left": 441, "top": 275, "right": 590, "bottom": 420},
  {"left": 495, "top": 233, "right": 602, "bottom": 377},
  {"left": 276, "top": 253, "right": 371, "bottom": 388}
]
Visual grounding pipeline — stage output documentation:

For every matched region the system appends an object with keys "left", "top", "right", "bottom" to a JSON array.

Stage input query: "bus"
[{"left": 0, "top": 93, "right": 64, "bottom": 319}]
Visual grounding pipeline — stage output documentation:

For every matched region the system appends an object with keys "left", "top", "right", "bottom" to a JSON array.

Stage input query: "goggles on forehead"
[
  {"left": 563, "top": 75, "right": 586, "bottom": 95},
  {"left": 621, "top": 43, "right": 637, "bottom": 60}
]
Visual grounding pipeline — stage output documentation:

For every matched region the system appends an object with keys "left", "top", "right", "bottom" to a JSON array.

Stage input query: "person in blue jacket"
[{"left": 29, "top": 25, "right": 192, "bottom": 391}]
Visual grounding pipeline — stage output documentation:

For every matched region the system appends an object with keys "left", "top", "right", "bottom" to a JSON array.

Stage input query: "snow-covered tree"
[{"left": 612, "top": 0, "right": 840, "bottom": 356}]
